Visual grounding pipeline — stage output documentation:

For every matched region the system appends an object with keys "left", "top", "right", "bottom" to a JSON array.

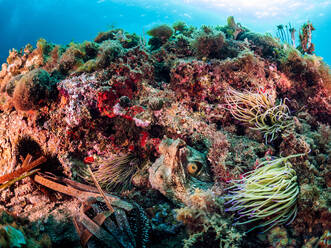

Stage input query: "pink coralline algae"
[{"left": 58, "top": 74, "right": 99, "bottom": 127}]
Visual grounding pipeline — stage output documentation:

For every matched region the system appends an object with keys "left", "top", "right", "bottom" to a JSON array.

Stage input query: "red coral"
[
  {"left": 96, "top": 47, "right": 155, "bottom": 119},
  {"left": 170, "top": 60, "right": 212, "bottom": 103},
  {"left": 84, "top": 156, "right": 94, "bottom": 164},
  {"left": 96, "top": 76, "right": 138, "bottom": 118},
  {"left": 97, "top": 90, "right": 118, "bottom": 118},
  {"left": 307, "top": 86, "right": 331, "bottom": 121},
  {"left": 170, "top": 52, "right": 273, "bottom": 114},
  {"left": 150, "top": 138, "right": 161, "bottom": 153},
  {"left": 140, "top": 131, "right": 149, "bottom": 148}
]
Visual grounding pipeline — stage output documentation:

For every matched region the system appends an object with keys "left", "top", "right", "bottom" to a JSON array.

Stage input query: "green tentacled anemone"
[
  {"left": 224, "top": 154, "right": 303, "bottom": 233},
  {"left": 225, "top": 87, "right": 293, "bottom": 143}
]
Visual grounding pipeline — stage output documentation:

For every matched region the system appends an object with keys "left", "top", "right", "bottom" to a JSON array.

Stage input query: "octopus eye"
[{"left": 187, "top": 163, "right": 199, "bottom": 175}]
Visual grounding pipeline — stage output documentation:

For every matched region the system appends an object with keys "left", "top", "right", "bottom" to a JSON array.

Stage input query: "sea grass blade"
[{"left": 0, "top": 169, "right": 40, "bottom": 191}]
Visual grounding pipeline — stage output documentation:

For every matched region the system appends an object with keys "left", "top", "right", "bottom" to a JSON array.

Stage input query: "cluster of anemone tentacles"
[
  {"left": 224, "top": 154, "right": 304, "bottom": 233},
  {"left": 225, "top": 87, "right": 293, "bottom": 143}
]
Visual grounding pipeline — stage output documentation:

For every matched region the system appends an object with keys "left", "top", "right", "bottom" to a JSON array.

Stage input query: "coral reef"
[
  {"left": 191, "top": 28, "right": 225, "bottom": 59},
  {"left": 0, "top": 17, "right": 330, "bottom": 247},
  {"left": 176, "top": 190, "right": 242, "bottom": 248},
  {"left": 0, "top": 210, "right": 79, "bottom": 247},
  {"left": 267, "top": 226, "right": 296, "bottom": 247},
  {"left": 224, "top": 16, "right": 244, "bottom": 40},
  {"left": 147, "top": 24, "right": 174, "bottom": 50}
]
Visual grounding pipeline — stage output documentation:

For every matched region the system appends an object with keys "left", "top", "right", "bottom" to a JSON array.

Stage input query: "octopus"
[{"left": 148, "top": 137, "right": 213, "bottom": 205}]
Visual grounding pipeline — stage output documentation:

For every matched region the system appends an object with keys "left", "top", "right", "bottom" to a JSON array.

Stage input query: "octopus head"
[{"left": 148, "top": 137, "right": 212, "bottom": 205}]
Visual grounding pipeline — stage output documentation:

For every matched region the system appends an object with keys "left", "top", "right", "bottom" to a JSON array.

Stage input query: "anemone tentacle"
[
  {"left": 225, "top": 87, "right": 293, "bottom": 143},
  {"left": 225, "top": 154, "right": 303, "bottom": 232}
]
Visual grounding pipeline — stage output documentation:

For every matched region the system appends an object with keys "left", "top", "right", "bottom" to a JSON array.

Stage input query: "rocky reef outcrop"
[{"left": 0, "top": 19, "right": 330, "bottom": 247}]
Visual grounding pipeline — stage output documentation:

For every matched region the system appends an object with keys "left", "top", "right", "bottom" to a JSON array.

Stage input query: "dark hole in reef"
[
  {"left": 154, "top": 62, "right": 170, "bottom": 83},
  {"left": 192, "top": 104, "right": 198, "bottom": 112},
  {"left": 35, "top": 112, "right": 50, "bottom": 128},
  {"left": 216, "top": 120, "right": 224, "bottom": 130},
  {"left": 148, "top": 37, "right": 163, "bottom": 51},
  {"left": 16, "top": 136, "right": 43, "bottom": 162},
  {"left": 127, "top": 79, "right": 138, "bottom": 92},
  {"left": 231, "top": 64, "right": 240, "bottom": 72},
  {"left": 89, "top": 107, "right": 100, "bottom": 119},
  {"left": 41, "top": 154, "right": 65, "bottom": 177},
  {"left": 263, "top": 115, "right": 273, "bottom": 127},
  {"left": 139, "top": 143, "right": 158, "bottom": 163},
  {"left": 243, "top": 228, "right": 267, "bottom": 248},
  {"left": 265, "top": 71, "right": 270, "bottom": 79},
  {"left": 310, "top": 121, "right": 319, "bottom": 132},
  {"left": 311, "top": 223, "right": 324, "bottom": 237},
  {"left": 188, "top": 231, "right": 219, "bottom": 247},
  {"left": 270, "top": 136, "right": 282, "bottom": 153},
  {"left": 235, "top": 124, "right": 246, "bottom": 136},
  {"left": 97, "top": 117, "right": 116, "bottom": 137},
  {"left": 50, "top": 69, "right": 65, "bottom": 82},
  {"left": 102, "top": 124, "right": 116, "bottom": 137},
  {"left": 16, "top": 137, "right": 65, "bottom": 176},
  {"left": 149, "top": 125, "right": 165, "bottom": 138},
  {"left": 303, "top": 71, "right": 316, "bottom": 87},
  {"left": 206, "top": 97, "right": 217, "bottom": 104},
  {"left": 186, "top": 137, "right": 208, "bottom": 153},
  {"left": 256, "top": 150, "right": 266, "bottom": 158}
]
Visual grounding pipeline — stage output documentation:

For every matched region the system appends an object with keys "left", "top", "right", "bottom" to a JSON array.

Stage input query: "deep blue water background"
[{"left": 0, "top": 0, "right": 330, "bottom": 65}]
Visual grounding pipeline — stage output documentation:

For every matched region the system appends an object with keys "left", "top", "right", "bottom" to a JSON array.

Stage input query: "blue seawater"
[{"left": 0, "top": 0, "right": 330, "bottom": 64}]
